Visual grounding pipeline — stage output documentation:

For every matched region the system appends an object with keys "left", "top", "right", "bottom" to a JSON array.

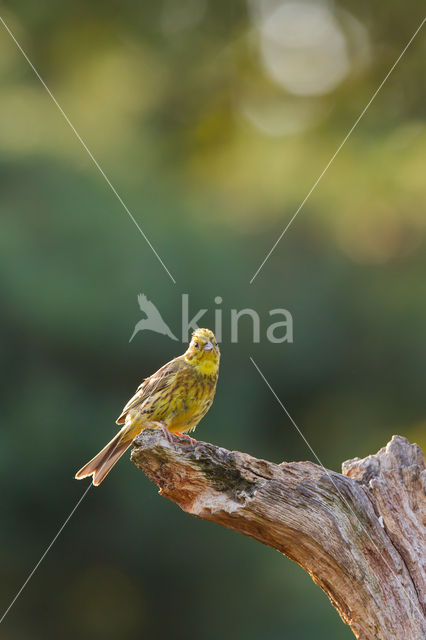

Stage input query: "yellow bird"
[{"left": 75, "top": 328, "right": 220, "bottom": 486}]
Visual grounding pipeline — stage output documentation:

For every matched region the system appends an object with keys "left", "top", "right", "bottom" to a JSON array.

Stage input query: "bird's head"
[{"left": 185, "top": 328, "right": 220, "bottom": 375}]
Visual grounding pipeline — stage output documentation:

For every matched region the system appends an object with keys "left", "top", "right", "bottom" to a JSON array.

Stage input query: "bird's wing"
[
  {"left": 116, "top": 356, "right": 184, "bottom": 424},
  {"left": 137, "top": 294, "right": 177, "bottom": 338},
  {"left": 138, "top": 294, "right": 163, "bottom": 321},
  {"left": 137, "top": 293, "right": 148, "bottom": 312}
]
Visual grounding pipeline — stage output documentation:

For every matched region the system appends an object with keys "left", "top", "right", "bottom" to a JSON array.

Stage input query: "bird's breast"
[{"left": 163, "top": 369, "right": 217, "bottom": 430}]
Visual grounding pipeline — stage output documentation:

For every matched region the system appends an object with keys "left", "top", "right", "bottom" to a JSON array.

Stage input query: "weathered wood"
[{"left": 131, "top": 433, "right": 425, "bottom": 639}]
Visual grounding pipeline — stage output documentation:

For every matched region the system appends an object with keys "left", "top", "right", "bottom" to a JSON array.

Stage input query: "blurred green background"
[{"left": 0, "top": 1, "right": 425, "bottom": 638}]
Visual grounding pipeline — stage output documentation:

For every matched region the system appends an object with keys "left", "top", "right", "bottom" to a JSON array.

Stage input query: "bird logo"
[{"left": 129, "top": 293, "right": 178, "bottom": 342}]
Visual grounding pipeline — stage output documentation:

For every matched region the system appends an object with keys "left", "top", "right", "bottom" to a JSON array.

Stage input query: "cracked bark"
[{"left": 131, "top": 433, "right": 425, "bottom": 639}]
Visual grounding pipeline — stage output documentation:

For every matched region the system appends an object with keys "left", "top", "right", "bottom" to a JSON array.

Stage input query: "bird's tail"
[{"left": 75, "top": 431, "right": 131, "bottom": 486}]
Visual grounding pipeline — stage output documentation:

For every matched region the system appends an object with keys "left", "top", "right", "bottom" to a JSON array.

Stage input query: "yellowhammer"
[{"left": 75, "top": 328, "right": 220, "bottom": 486}]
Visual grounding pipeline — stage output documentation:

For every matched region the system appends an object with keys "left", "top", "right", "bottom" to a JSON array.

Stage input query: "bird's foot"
[
  {"left": 153, "top": 422, "right": 175, "bottom": 444},
  {"left": 162, "top": 426, "right": 176, "bottom": 443},
  {"left": 175, "top": 432, "right": 197, "bottom": 445}
]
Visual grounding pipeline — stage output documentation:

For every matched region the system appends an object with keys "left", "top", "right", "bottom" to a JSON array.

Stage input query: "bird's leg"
[
  {"left": 152, "top": 422, "right": 175, "bottom": 444},
  {"left": 161, "top": 426, "right": 176, "bottom": 444}
]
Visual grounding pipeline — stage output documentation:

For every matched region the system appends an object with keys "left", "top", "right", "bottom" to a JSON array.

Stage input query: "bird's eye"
[{"left": 194, "top": 342, "right": 199, "bottom": 348}]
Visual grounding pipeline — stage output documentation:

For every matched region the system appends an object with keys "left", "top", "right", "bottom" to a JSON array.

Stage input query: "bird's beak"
[{"left": 203, "top": 341, "right": 214, "bottom": 351}]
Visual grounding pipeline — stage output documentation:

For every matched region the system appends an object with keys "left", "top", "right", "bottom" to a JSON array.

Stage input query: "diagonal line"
[
  {"left": 250, "top": 356, "right": 338, "bottom": 472},
  {"left": 250, "top": 356, "right": 425, "bottom": 618},
  {"left": 0, "top": 482, "right": 92, "bottom": 625},
  {"left": 0, "top": 295, "right": 182, "bottom": 623},
  {"left": 0, "top": 359, "right": 174, "bottom": 623},
  {"left": 249, "top": 17, "right": 426, "bottom": 284},
  {"left": 0, "top": 15, "right": 176, "bottom": 285}
]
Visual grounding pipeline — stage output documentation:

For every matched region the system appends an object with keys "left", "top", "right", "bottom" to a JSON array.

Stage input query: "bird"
[
  {"left": 129, "top": 293, "right": 178, "bottom": 342},
  {"left": 75, "top": 328, "right": 220, "bottom": 486}
]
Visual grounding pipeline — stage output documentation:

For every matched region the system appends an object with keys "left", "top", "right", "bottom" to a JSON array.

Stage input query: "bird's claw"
[
  {"left": 153, "top": 423, "right": 196, "bottom": 446},
  {"left": 161, "top": 425, "right": 175, "bottom": 443},
  {"left": 175, "top": 432, "right": 197, "bottom": 447}
]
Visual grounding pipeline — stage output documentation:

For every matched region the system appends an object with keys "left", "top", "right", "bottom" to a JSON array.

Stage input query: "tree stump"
[{"left": 131, "top": 433, "right": 425, "bottom": 639}]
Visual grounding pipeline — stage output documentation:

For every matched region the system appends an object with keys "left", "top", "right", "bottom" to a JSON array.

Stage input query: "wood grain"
[{"left": 131, "top": 433, "right": 425, "bottom": 639}]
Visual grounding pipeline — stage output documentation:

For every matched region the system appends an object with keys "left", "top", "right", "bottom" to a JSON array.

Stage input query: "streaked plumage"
[{"left": 75, "top": 328, "right": 220, "bottom": 485}]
